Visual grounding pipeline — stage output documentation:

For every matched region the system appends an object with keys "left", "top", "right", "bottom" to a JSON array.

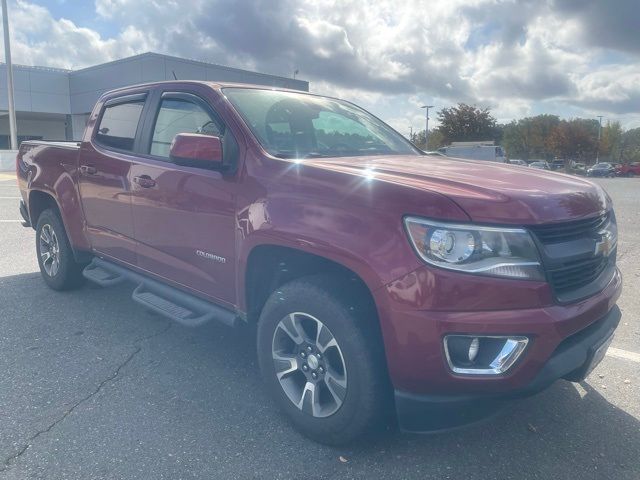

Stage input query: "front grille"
[
  {"left": 547, "top": 255, "right": 610, "bottom": 293},
  {"left": 529, "top": 213, "right": 608, "bottom": 244},
  {"left": 529, "top": 212, "right": 615, "bottom": 298}
]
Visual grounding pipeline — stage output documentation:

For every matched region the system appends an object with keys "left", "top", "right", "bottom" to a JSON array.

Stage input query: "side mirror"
[{"left": 169, "top": 133, "right": 223, "bottom": 169}]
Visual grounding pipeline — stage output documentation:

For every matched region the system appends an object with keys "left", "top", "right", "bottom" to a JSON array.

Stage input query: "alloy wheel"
[
  {"left": 271, "top": 312, "right": 347, "bottom": 418},
  {"left": 39, "top": 224, "right": 60, "bottom": 277}
]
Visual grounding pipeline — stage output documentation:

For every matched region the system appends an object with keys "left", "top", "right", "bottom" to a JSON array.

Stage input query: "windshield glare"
[{"left": 223, "top": 88, "right": 420, "bottom": 159}]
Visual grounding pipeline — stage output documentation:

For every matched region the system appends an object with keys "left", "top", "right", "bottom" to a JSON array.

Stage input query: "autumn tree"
[
  {"left": 547, "top": 119, "right": 599, "bottom": 163},
  {"left": 436, "top": 103, "right": 501, "bottom": 144}
]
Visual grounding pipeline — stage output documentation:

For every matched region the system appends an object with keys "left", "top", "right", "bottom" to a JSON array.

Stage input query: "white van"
[{"left": 439, "top": 141, "right": 506, "bottom": 163}]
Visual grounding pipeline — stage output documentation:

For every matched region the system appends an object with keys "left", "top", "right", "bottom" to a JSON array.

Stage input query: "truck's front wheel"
[
  {"left": 35, "top": 209, "right": 85, "bottom": 290},
  {"left": 257, "top": 275, "right": 388, "bottom": 445}
]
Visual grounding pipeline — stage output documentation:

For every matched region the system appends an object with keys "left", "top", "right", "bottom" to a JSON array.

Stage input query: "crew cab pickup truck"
[{"left": 17, "top": 81, "right": 622, "bottom": 444}]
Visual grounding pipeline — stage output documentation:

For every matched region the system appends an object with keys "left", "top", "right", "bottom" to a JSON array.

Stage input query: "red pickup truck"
[{"left": 17, "top": 81, "right": 621, "bottom": 444}]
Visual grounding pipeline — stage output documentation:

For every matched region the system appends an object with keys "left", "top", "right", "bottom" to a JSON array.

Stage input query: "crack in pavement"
[{"left": 0, "top": 320, "right": 172, "bottom": 473}]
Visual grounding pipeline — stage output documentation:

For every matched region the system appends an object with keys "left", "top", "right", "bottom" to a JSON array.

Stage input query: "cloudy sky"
[{"left": 3, "top": 0, "right": 640, "bottom": 135}]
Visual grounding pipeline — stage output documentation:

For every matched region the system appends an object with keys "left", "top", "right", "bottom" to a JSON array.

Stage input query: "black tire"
[
  {"left": 257, "top": 275, "right": 389, "bottom": 445},
  {"left": 35, "top": 208, "right": 85, "bottom": 290}
]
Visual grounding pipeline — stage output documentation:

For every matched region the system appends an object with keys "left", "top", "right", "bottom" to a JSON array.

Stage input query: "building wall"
[
  {"left": 0, "top": 150, "right": 18, "bottom": 171},
  {"left": 71, "top": 114, "right": 90, "bottom": 141},
  {"left": 0, "top": 65, "right": 70, "bottom": 114},
  {"left": 0, "top": 114, "right": 67, "bottom": 148},
  {"left": 68, "top": 53, "right": 309, "bottom": 115},
  {"left": 0, "top": 52, "right": 309, "bottom": 144}
]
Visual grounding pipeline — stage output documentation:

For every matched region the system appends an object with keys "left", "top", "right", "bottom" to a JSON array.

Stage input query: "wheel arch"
[
  {"left": 29, "top": 190, "right": 60, "bottom": 227},
  {"left": 242, "top": 243, "right": 380, "bottom": 325},
  {"left": 28, "top": 189, "right": 91, "bottom": 263}
]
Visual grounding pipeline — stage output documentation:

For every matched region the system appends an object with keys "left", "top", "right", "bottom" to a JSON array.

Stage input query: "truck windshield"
[{"left": 223, "top": 88, "right": 420, "bottom": 159}]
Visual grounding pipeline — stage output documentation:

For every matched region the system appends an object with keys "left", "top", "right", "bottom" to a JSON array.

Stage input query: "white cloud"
[
  {"left": 0, "top": 0, "right": 638, "bottom": 130},
  {"left": 4, "top": 0, "right": 145, "bottom": 69},
  {"left": 571, "top": 65, "right": 640, "bottom": 114}
]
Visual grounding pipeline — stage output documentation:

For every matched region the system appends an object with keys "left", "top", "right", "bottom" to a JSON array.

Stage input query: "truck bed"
[
  {"left": 17, "top": 141, "right": 82, "bottom": 209},
  {"left": 22, "top": 140, "right": 81, "bottom": 150}
]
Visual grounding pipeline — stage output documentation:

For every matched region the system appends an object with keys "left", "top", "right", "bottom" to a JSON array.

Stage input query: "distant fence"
[{"left": 0, "top": 150, "right": 17, "bottom": 171}]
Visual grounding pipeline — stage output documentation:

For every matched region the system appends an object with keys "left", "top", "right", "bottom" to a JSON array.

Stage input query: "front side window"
[
  {"left": 95, "top": 100, "right": 144, "bottom": 151},
  {"left": 223, "top": 88, "right": 420, "bottom": 159},
  {"left": 150, "top": 98, "right": 221, "bottom": 158}
]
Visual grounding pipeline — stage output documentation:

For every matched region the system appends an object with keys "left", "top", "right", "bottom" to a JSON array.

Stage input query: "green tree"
[
  {"left": 410, "top": 130, "right": 426, "bottom": 149},
  {"left": 411, "top": 129, "right": 445, "bottom": 151},
  {"left": 619, "top": 128, "right": 640, "bottom": 163},
  {"left": 600, "top": 121, "right": 623, "bottom": 162},
  {"left": 426, "top": 129, "right": 445, "bottom": 151},
  {"left": 502, "top": 115, "right": 560, "bottom": 160},
  {"left": 436, "top": 103, "right": 500, "bottom": 144}
]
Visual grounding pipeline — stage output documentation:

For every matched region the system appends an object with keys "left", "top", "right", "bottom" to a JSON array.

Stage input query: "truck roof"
[{"left": 100, "top": 80, "right": 307, "bottom": 97}]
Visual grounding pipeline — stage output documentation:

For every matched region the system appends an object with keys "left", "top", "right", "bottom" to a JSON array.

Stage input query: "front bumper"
[
  {"left": 394, "top": 305, "right": 620, "bottom": 432},
  {"left": 374, "top": 264, "right": 622, "bottom": 432}
]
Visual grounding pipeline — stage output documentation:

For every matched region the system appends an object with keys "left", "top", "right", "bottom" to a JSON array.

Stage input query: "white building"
[{"left": 0, "top": 52, "right": 309, "bottom": 147}]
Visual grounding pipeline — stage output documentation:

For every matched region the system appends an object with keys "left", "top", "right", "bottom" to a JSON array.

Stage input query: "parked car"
[
  {"left": 550, "top": 159, "right": 565, "bottom": 171},
  {"left": 615, "top": 162, "right": 640, "bottom": 177},
  {"left": 572, "top": 162, "right": 587, "bottom": 175},
  {"left": 508, "top": 159, "right": 527, "bottom": 166},
  {"left": 529, "top": 161, "right": 550, "bottom": 170},
  {"left": 587, "top": 163, "right": 616, "bottom": 177},
  {"left": 16, "top": 81, "right": 621, "bottom": 444}
]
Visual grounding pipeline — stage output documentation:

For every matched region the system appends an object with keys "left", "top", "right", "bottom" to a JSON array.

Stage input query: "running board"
[
  {"left": 83, "top": 261, "right": 126, "bottom": 286},
  {"left": 82, "top": 258, "right": 239, "bottom": 328}
]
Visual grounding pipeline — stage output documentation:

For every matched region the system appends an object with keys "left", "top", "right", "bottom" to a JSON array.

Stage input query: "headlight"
[
  {"left": 404, "top": 217, "right": 544, "bottom": 280},
  {"left": 598, "top": 212, "right": 618, "bottom": 255}
]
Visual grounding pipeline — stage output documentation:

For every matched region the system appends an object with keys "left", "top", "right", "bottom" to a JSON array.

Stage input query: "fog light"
[
  {"left": 444, "top": 335, "right": 528, "bottom": 375},
  {"left": 468, "top": 337, "right": 479, "bottom": 362}
]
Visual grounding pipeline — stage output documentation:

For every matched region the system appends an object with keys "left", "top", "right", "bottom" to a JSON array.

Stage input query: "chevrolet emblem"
[{"left": 594, "top": 231, "right": 614, "bottom": 257}]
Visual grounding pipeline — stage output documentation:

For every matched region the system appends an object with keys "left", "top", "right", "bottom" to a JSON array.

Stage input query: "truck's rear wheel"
[
  {"left": 257, "top": 275, "right": 387, "bottom": 445},
  {"left": 35, "top": 209, "right": 85, "bottom": 290}
]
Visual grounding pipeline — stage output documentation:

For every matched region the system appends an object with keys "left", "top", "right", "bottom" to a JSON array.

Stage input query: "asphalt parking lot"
[{"left": 0, "top": 173, "right": 638, "bottom": 480}]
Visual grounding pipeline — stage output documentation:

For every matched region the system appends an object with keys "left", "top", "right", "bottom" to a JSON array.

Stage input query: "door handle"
[
  {"left": 133, "top": 175, "right": 156, "bottom": 188},
  {"left": 80, "top": 165, "right": 98, "bottom": 175}
]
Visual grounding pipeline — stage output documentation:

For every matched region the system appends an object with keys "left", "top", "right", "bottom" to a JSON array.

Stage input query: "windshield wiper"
[
  {"left": 271, "top": 151, "right": 296, "bottom": 159},
  {"left": 271, "top": 151, "right": 331, "bottom": 159}
]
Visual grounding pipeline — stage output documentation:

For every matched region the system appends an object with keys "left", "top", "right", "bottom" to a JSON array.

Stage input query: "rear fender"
[{"left": 22, "top": 144, "right": 91, "bottom": 260}]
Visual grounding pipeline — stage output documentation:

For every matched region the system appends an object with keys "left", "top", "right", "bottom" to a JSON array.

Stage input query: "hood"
[{"left": 305, "top": 155, "right": 610, "bottom": 224}]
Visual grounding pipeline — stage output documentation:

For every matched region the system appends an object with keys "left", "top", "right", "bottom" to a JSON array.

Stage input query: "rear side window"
[
  {"left": 150, "top": 98, "right": 221, "bottom": 158},
  {"left": 95, "top": 100, "right": 145, "bottom": 151}
]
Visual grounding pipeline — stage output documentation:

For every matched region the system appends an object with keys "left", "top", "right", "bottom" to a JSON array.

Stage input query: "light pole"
[
  {"left": 409, "top": 126, "right": 413, "bottom": 141},
  {"left": 421, "top": 105, "right": 434, "bottom": 150},
  {"left": 2, "top": 0, "right": 17, "bottom": 150},
  {"left": 596, "top": 115, "right": 603, "bottom": 164}
]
